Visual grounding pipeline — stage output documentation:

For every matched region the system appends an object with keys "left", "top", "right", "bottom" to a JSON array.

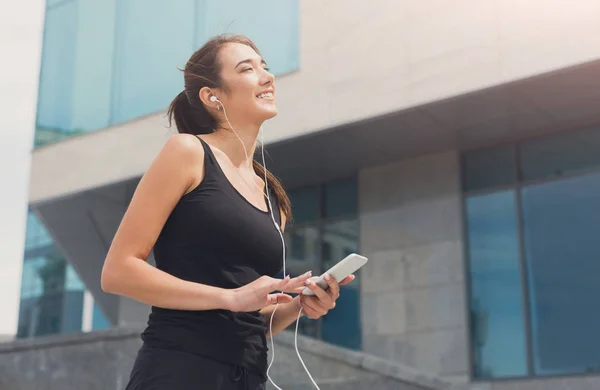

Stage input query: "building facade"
[
  {"left": 6, "top": 1, "right": 600, "bottom": 389},
  {"left": 0, "top": 0, "right": 45, "bottom": 341}
]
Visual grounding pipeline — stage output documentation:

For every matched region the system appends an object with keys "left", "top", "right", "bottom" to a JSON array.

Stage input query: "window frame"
[{"left": 461, "top": 131, "right": 600, "bottom": 381}]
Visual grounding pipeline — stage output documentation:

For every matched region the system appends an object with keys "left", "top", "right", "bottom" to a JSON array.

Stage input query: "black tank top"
[{"left": 141, "top": 135, "right": 284, "bottom": 378}]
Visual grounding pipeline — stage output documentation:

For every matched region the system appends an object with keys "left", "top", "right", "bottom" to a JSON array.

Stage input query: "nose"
[{"left": 260, "top": 68, "right": 275, "bottom": 86}]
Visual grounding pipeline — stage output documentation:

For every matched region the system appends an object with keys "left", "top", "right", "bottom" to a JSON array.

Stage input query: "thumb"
[{"left": 267, "top": 293, "right": 293, "bottom": 305}]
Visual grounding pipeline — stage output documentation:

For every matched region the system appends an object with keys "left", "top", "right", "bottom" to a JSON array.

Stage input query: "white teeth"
[{"left": 257, "top": 92, "right": 273, "bottom": 99}]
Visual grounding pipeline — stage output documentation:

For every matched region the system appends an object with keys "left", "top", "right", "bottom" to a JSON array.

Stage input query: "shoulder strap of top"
[
  {"left": 193, "top": 135, "right": 217, "bottom": 164},
  {"left": 193, "top": 135, "right": 221, "bottom": 182}
]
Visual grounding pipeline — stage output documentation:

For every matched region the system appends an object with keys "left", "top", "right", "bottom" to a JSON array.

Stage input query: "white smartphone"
[{"left": 301, "top": 253, "right": 368, "bottom": 296}]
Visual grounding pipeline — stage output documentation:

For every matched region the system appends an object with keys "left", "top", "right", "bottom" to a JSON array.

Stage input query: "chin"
[{"left": 259, "top": 106, "right": 278, "bottom": 120}]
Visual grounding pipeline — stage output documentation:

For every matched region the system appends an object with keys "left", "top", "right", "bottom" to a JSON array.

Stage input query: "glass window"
[
  {"left": 35, "top": 1, "right": 78, "bottom": 146},
  {"left": 465, "top": 191, "right": 528, "bottom": 378},
  {"left": 25, "top": 211, "right": 54, "bottom": 251},
  {"left": 521, "top": 172, "right": 600, "bottom": 375},
  {"left": 519, "top": 126, "right": 600, "bottom": 182},
  {"left": 35, "top": 0, "right": 300, "bottom": 147},
  {"left": 69, "top": 0, "right": 117, "bottom": 134},
  {"left": 92, "top": 302, "right": 111, "bottom": 330},
  {"left": 284, "top": 179, "right": 360, "bottom": 349},
  {"left": 20, "top": 257, "right": 46, "bottom": 299},
  {"left": 286, "top": 226, "right": 320, "bottom": 264},
  {"left": 18, "top": 252, "right": 67, "bottom": 339},
  {"left": 111, "top": 0, "right": 195, "bottom": 123},
  {"left": 61, "top": 290, "right": 84, "bottom": 334},
  {"left": 47, "top": 0, "right": 71, "bottom": 8},
  {"left": 20, "top": 212, "right": 90, "bottom": 338},
  {"left": 324, "top": 177, "right": 358, "bottom": 219},
  {"left": 200, "top": 0, "right": 299, "bottom": 75},
  {"left": 320, "top": 219, "right": 361, "bottom": 350},
  {"left": 64, "top": 264, "right": 86, "bottom": 291},
  {"left": 463, "top": 125, "right": 600, "bottom": 379},
  {"left": 462, "top": 145, "right": 516, "bottom": 192},
  {"left": 288, "top": 186, "right": 319, "bottom": 224}
]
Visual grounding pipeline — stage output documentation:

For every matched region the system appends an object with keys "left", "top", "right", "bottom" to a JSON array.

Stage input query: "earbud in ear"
[{"left": 209, "top": 96, "right": 218, "bottom": 102}]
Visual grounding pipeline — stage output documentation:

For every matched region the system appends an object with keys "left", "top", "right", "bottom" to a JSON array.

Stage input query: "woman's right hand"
[{"left": 227, "top": 272, "right": 313, "bottom": 312}]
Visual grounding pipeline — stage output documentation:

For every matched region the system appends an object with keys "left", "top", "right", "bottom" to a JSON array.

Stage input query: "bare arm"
[{"left": 101, "top": 134, "right": 231, "bottom": 311}]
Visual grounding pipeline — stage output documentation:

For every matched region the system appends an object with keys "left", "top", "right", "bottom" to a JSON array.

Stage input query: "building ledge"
[
  {"left": 275, "top": 330, "right": 461, "bottom": 390},
  {"left": 1, "top": 327, "right": 463, "bottom": 389}
]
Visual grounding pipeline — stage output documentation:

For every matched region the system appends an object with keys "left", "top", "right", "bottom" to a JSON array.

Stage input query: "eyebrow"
[{"left": 235, "top": 58, "right": 267, "bottom": 69}]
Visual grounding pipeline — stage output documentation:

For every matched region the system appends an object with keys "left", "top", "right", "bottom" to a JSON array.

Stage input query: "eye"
[
  {"left": 263, "top": 67, "right": 270, "bottom": 72},
  {"left": 242, "top": 67, "right": 253, "bottom": 72}
]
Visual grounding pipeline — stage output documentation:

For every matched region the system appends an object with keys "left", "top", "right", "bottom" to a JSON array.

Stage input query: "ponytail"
[
  {"left": 253, "top": 160, "right": 292, "bottom": 223},
  {"left": 167, "top": 90, "right": 216, "bottom": 135}
]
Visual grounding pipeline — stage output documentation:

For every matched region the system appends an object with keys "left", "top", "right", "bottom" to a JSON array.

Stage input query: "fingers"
[
  {"left": 299, "top": 295, "right": 324, "bottom": 318},
  {"left": 283, "top": 271, "right": 313, "bottom": 293},
  {"left": 303, "top": 280, "right": 335, "bottom": 313},
  {"left": 323, "top": 273, "right": 340, "bottom": 300},
  {"left": 339, "top": 274, "right": 355, "bottom": 286},
  {"left": 269, "top": 275, "right": 291, "bottom": 292},
  {"left": 304, "top": 278, "right": 331, "bottom": 303},
  {"left": 267, "top": 293, "right": 293, "bottom": 305}
]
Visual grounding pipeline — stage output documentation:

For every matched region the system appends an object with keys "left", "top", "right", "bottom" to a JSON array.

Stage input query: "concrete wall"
[
  {"left": 358, "top": 150, "right": 600, "bottom": 390},
  {"left": 359, "top": 151, "right": 469, "bottom": 383},
  {"left": 0, "top": 0, "right": 45, "bottom": 339},
  {"left": 272, "top": 0, "right": 600, "bottom": 139},
  {"left": 0, "top": 328, "right": 454, "bottom": 390},
  {"left": 29, "top": 0, "right": 600, "bottom": 204}
]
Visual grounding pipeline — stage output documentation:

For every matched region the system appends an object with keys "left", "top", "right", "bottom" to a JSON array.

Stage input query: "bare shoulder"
[
  {"left": 101, "top": 133, "right": 206, "bottom": 267},
  {"left": 161, "top": 133, "right": 204, "bottom": 162},
  {"left": 157, "top": 133, "right": 205, "bottom": 194}
]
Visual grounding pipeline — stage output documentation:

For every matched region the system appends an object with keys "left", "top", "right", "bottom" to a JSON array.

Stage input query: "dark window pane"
[
  {"left": 521, "top": 172, "right": 600, "bottom": 375},
  {"left": 324, "top": 177, "right": 357, "bottom": 219},
  {"left": 284, "top": 225, "right": 320, "bottom": 269},
  {"left": 520, "top": 125, "right": 600, "bottom": 182},
  {"left": 463, "top": 146, "right": 516, "bottom": 192},
  {"left": 320, "top": 219, "right": 361, "bottom": 350},
  {"left": 25, "top": 211, "right": 54, "bottom": 251},
  {"left": 283, "top": 223, "right": 321, "bottom": 340},
  {"left": 61, "top": 291, "right": 84, "bottom": 334},
  {"left": 465, "top": 191, "right": 528, "bottom": 378},
  {"left": 92, "top": 303, "right": 111, "bottom": 330},
  {"left": 20, "top": 212, "right": 73, "bottom": 339},
  {"left": 289, "top": 186, "right": 319, "bottom": 224}
]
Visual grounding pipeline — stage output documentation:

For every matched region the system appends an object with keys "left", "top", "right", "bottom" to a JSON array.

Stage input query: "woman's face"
[{"left": 214, "top": 42, "right": 277, "bottom": 125}]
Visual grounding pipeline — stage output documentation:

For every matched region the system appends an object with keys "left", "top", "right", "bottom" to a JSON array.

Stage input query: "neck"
[{"left": 212, "top": 120, "right": 262, "bottom": 169}]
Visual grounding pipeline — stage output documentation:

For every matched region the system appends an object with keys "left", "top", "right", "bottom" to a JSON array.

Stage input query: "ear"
[{"left": 199, "top": 87, "right": 220, "bottom": 110}]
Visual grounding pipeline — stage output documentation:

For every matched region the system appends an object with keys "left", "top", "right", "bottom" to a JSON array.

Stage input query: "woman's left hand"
[{"left": 298, "top": 274, "right": 355, "bottom": 319}]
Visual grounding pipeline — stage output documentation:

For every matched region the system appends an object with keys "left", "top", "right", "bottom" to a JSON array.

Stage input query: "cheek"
[{"left": 229, "top": 88, "right": 258, "bottom": 108}]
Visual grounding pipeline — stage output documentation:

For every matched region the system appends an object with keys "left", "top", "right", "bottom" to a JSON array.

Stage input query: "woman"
[{"left": 101, "top": 34, "right": 355, "bottom": 390}]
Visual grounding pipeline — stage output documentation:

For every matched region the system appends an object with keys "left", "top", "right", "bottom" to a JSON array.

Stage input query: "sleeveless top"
[{"left": 140, "top": 135, "right": 284, "bottom": 379}]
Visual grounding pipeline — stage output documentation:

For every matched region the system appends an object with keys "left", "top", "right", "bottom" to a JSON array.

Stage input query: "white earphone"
[
  {"left": 209, "top": 95, "right": 221, "bottom": 111},
  {"left": 215, "top": 97, "right": 320, "bottom": 389}
]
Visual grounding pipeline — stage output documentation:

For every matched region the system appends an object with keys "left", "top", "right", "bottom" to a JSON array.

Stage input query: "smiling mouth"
[{"left": 257, "top": 92, "right": 274, "bottom": 100}]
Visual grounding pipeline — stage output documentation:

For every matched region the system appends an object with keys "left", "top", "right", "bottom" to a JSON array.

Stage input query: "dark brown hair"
[{"left": 167, "top": 34, "right": 292, "bottom": 222}]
